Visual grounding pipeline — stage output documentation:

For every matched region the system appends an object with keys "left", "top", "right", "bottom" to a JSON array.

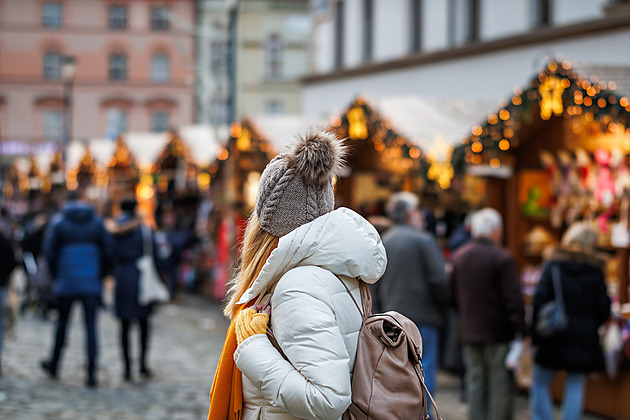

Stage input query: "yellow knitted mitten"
[{"left": 235, "top": 307, "right": 270, "bottom": 345}]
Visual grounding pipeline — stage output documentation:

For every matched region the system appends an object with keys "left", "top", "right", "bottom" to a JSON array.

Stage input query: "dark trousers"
[
  {"left": 48, "top": 295, "right": 100, "bottom": 379},
  {"left": 120, "top": 317, "right": 150, "bottom": 375}
]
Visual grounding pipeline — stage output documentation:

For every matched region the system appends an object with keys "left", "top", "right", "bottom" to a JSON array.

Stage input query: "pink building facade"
[{"left": 0, "top": 0, "right": 196, "bottom": 156}]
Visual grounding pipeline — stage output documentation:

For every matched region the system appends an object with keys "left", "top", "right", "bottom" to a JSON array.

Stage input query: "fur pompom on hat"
[{"left": 255, "top": 129, "right": 347, "bottom": 237}]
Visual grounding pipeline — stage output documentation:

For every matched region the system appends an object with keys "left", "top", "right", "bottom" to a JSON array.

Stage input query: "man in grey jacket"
[{"left": 372, "top": 192, "right": 446, "bottom": 396}]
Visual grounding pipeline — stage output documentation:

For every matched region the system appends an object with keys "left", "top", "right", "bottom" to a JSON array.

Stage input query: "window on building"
[
  {"left": 109, "top": 54, "right": 127, "bottom": 81},
  {"left": 43, "top": 110, "right": 63, "bottom": 140},
  {"left": 151, "top": 6, "right": 169, "bottom": 31},
  {"left": 210, "top": 40, "right": 229, "bottom": 76},
  {"left": 264, "top": 100, "right": 284, "bottom": 115},
  {"left": 334, "top": 0, "right": 344, "bottom": 69},
  {"left": 362, "top": 0, "right": 373, "bottom": 62},
  {"left": 449, "top": 0, "right": 479, "bottom": 45},
  {"left": 151, "top": 111, "right": 169, "bottom": 132},
  {"left": 151, "top": 54, "right": 170, "bottom": 83},
  {"left": 410, "top": 0, "right": 422, "bottom": 52},
  {"left": 106, "top": 109, "right": 128, "bottom": 139},
  {"left": 313, "top": 0, "right": 329, "bottom": 13},
  {"left": 467, "top": 0, "right": 480, "bottom": 42},
  {"left": 44, "top": 52, "right": 62, "bottom": 80},
  {"left": 109, "top": 5, "right": 127, "bottom": 29},
  {"left": 533, "top": 0, "right": 552, "bottom": 28},
  {"left": 265, "top": 34, "right": 283, "bottom": 79},
  {"left": 43, "top": 2, "right": 62, "bottom": 28}
]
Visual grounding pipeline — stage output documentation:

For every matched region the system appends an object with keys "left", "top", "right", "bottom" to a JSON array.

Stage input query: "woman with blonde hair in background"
[
  {"left": 207, "top": 130, "right": 387, "bottom": 420},
  {"left": 530, "top": 222, "right": 610, "bottom": 420}
]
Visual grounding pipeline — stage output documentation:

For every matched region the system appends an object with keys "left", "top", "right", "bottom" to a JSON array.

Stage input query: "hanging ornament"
[
  {"left": 347, "top": 106, "right": 368, "bottom": 139},
  {"left": 236, "top": 127, "right": 251, "bottom": 151},
  {"left": 538, "top": 75, "right": 565, "bottom": 120}
]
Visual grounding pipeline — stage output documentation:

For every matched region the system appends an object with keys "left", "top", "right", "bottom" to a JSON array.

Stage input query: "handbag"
[
  {"left": 535, "top": 264, "right": 568, "bottom": 338},
  {"left": 137, "top": 225, "right": 170, "bottom": 305}
]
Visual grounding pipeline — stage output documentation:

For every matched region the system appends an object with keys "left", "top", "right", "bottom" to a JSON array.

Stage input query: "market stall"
[
  {"left": 205, "top": 117, "right": 276, "bottom": 299},
  {"left": 152, "top": 129, "right": 200, "bottom": 231},
  {"left": 328, "top": 96, "right": 429, "bottom": 215},
  {"left": 106, "top": 135, "right": 140, "bottom": 218},
  {"left": 451, "top": 58, "right": 630, "bottom": 418}
]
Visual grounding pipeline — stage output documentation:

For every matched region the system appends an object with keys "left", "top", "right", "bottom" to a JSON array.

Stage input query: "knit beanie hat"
[{"left": 255, "top": 130, "right": 347, "bottom": 237}]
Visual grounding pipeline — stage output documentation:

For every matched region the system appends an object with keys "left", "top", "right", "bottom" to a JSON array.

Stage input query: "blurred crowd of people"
[
  {"left": 0, "top": 189, "right": 203, "bottom": 387},
  {"left": 0, "top": 182, "right": 619, "bottom": 420},
  {"left": 365, "top": 193, "right": 613, "bottom": 420}
]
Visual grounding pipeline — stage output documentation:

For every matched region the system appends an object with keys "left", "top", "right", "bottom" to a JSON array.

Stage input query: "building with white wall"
[
  {"left": 304, "top": 0, "right": 630, "bottom": 127},
  {"left": 196, "top": 0, "right": 312, "bottom": 125}
]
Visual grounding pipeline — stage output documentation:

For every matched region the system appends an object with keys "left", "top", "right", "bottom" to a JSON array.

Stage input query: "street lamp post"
[{"left": 61, "top": 56, "right": 76, "bottom": 173}]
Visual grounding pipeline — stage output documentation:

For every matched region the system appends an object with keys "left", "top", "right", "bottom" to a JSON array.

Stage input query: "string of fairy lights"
[
  {"left": 451, "top": 58, "right": 630, "bottom": 176},
  {"left": 328, "top": 96, "right": 430, "bottom": 179},
  {"left": 6, "top": 59, "right": 629, "bottom": 199}
]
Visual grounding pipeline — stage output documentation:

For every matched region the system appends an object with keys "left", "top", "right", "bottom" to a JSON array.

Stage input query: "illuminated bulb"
[
  {"left": 609, "top": 81, "right": 617, "bottom": 90},
  {"left": 488, "top": 114, "right": 499, "bottom": 124},
  {"left": 218, "top": 148, "right": 229, "bottom": 160},
  {"left": 499, "top": 109, "right": 510, "bottom": 120},
  {"left": 230, "top": 122, "right": 242, "bottom": 138},
  {"left": 620, "top": 97, "right": 629, "bottom": 107},
  {"left": 598, "top": 98, "right": 606, "bottom": 108},
  {"left": 561, "top": 78, "right": 570, "bottom": 88},
  {"left": 472, "top": 125, "right": 483, "bottom": 136},
  {"left": 499, "top": 139, "right": 510, "bottom": 151},
  {"left": 583, "top": 97, "right": 592, "bottom": 106},
  {"left": 512, "top": 96, "right": 522, "bottom": 106},
  {"left": 471, "top": 141, "right": 483, "bottom": 153},
  {"left": 409, "top": 147, "right": 421, "bottom": 159},
  {"left": 489, "top": 158, "right": 500, "bottom": 168}
]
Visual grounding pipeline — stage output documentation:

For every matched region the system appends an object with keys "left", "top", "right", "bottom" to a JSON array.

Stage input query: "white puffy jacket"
[{"left": 234, "top": 207, "right": 387, "bottom": 420}]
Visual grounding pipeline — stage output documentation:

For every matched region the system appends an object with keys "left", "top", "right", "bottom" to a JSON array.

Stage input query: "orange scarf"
[{"left": 207, "top": 307, "right": 243, "bottom": 420}]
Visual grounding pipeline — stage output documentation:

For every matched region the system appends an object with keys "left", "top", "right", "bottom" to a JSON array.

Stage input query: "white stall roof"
[
  {"left": 374, "top": 96, "right": 496, "bottom": 150},
  {"left": 66, "top": 124, "right": 227, "bottom": 170},
  {"left": 251, "top": 114, "right": 328, "bottom": 153}
]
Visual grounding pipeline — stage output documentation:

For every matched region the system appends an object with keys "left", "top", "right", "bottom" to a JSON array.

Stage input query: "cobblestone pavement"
[{"left": 1, "top": 292, "right": 607, "bottom": 420}]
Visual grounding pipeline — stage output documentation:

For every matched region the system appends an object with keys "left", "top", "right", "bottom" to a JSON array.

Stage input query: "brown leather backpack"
[{"left": 340, "top": 278, "right": 442, "bottom": 420}]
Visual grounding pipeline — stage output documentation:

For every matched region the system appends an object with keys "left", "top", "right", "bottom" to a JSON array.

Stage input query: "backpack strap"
[{"left": 336, "top": 275, "right": 372, "bottom": 320}]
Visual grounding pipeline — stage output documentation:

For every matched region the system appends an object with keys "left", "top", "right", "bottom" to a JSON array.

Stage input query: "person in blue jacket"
[
  {"left": 109, "top": 198, "right": 156, "bottom": 381},
  {"left": 40, "top": 190, "right": 113, "bottom": 388}
]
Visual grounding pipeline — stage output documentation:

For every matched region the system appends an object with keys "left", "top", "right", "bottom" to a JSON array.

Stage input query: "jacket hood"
[
  {"left": 238, "top": 207, "right": 387, "bottom": 304},
  {"left": 549, "top": 247, "right": 607, "bottom": 271},
  {"left": 63, "top": 202, "right": 95, "bottom": 223},
  {"left": 107, "top": 214, "right": 142, "bottom": 236}
]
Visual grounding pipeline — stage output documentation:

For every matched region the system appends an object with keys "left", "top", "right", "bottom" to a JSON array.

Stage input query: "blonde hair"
[
  {"left": 561, "top": 222, "right": 597, "bottom": 251},
  {"left": 223, "top": 214, "right": 279, "bottom": 318}
]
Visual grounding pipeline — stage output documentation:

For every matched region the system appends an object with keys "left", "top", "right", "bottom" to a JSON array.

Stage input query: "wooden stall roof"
[
  {"left": 108, "top": 135, "right": 138, "bottom": 174},
  {"left": 211, "top": 117, "right": 276, "bottom": 176},
  {"left": 328, "top": 96, "right": 427, "bottom": 175},
  {"left": 451, "top": 58, "right": 630, "bottom": 174},
  {"left": 153, "top": 130, "right": 195, "bottom": 174}
]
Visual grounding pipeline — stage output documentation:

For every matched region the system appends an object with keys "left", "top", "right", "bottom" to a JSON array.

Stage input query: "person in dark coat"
[
  {"left": 109, "top": 198, "right": 156, "bottom": 381},
  {"left": 371, "top": 191, "right": 446, "bottom": 397},
  {"left": 0, "top": 227, "right": 17, "bottom": 375},
  {"left": 449, "top": 207, "right": 526, "bottom": 420},
  {"left": 40, "top": 190, "right": 113, "bottom": 388},
  {"left": 530, "top": 222, "right": 610, "bottom": 420}
]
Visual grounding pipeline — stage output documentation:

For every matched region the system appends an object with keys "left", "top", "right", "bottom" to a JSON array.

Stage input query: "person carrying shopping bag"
[{"left": 207, "top": 129, "right": 387, "bottom": 420}]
